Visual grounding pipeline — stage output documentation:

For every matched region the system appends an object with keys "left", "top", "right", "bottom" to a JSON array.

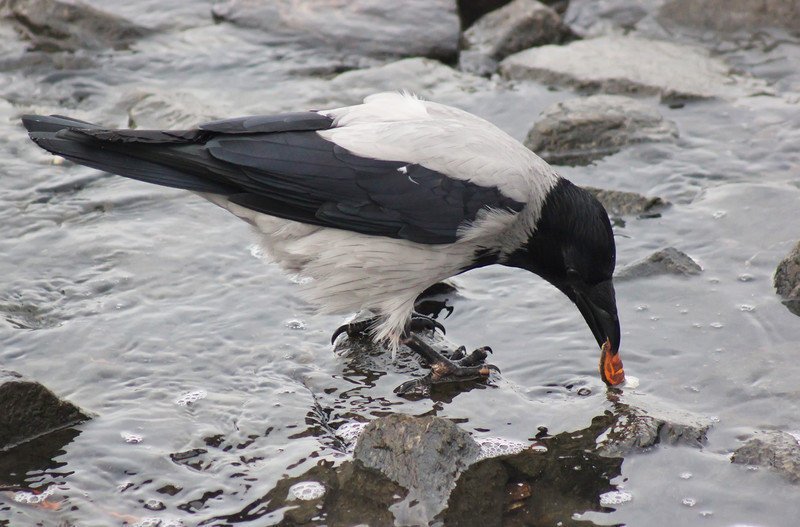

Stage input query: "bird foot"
[
  {"left": 394, "top": 335, "right": 499, "bottom": 396},
  {"left": 331, "top": 313, "right": 445, "bottom": 345}
]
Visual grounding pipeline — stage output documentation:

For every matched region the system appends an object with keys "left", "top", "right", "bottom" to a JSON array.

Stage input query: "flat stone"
[
  {"left": 597, "top": 394, "right": 711, "bottom": 457},
  {"left": 317, "top": 58, "right": 488, "bottom": 107},
  {"left": 0, "top": 369, "right": 90, "bottom": 450},
  {"left": 616, "top": 247, "right": 702, "bottom": 281},
  {"left": 659, "top": 0, "right": 800, "bottom": 33},
  {"left": 499, "top": 35, "right": 768, "bottom": 101},
  {"left": 354, "top": 414, "right": 481, "bottom": 523},
  {"left": 774, "top": 241, "right": 800, "bottom": 316},
  {"left": 732, "top": 431, "right": 800, "bottom": 484},
  {"left": 0, "top": 0, "right": 150, "bottom": 52},
  {"left": 211, "top": 0, "right": 460, "bottom": 63},
  {"left": 525, "top": 95, "right": 678, "bottom": 165},
  {"left": 460, "top": 0, "right": 570, "bottom": 76},
  {"left": 584, "top": 187, "right": 669, "bottom": 217}
]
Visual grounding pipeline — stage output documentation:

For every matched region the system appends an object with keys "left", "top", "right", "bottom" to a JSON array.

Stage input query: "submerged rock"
[
  {"left": 774, "top": 241, "right": 800, "bottom": 316},
  {"left": 499, "top": 35, "right": 768, "bottom": 101},
  {"left": 525, "top": 95, "right": 679, "bottom": 165},
  {"left": 659, "top": 0, "right": 800, "bottom": 33},
  {"left": 0, "top": 0, "right": 150, "bottom": 52},
  {"left": 597, "top": 395, "right": 711, "bottom": 457},
  {"left": 0, "top": 369, "right": 89, "bottom": 450},
  {"left": 354, "top": 414, "right": 481, "bottom": 523},
  {"left": 459, "top": 0, "right": 571, "bottom": 76},
  {"left": 584, "top": 187, "right": 668, "bottom": 217},
  {"left": 212, "top": 0, "right": 460, "bottom": 63},
  {"left": 616, "top": 247, "right": 702, "bottom": 281},
  {"left": 732, "top": 431, "right": 800, "bottom": 484}
]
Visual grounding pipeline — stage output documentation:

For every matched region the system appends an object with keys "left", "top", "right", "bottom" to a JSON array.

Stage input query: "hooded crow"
[{"left": 22, "top": 92, "right": 624, "bottom": 391}]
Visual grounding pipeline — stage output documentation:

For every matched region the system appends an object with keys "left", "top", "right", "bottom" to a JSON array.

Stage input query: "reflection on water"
[{"left": 221, "top": 405, "right": 631, "bottom": 526}]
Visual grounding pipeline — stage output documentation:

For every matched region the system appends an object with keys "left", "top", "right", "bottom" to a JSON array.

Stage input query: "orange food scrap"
[{"left": 600, "top": 338, "right": 625, "bottom": 386}]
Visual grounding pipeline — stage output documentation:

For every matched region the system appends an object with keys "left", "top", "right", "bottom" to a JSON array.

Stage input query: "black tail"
[{"left": 22, "top": 114, "right": 239, "bottom": 194}]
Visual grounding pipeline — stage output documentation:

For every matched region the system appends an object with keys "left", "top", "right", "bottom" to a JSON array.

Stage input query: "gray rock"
[
  {"left": 774, "top": 241, "right": 800, "bottom": 316},
  {"left": 212, "top": 0, "right": 460, "bottom": 63},
  {"left": 584, "top": 187, "right": 669, "bottom": 217},
  {"left": 732, "top": 431, "right": 800, "bottom": 483},
  {"left": 564, "top": 0, "right": 652, "bottom": 36},
  {"left": 460, "top": 0, "right": 570, "bottom": 76},
  {"left": 0, "top": 369, "right": 89, "bottom": 450},
  {"left": 659, "top": 0, "right": 800, "bottom": 33},
  {"left": 354, "top": 414, "right": 481, "bottom": 523},
  {"left": 499, "top": 35, "right": 769, "bottom": 101},
  {"left": 616, "top": 247, "right": 702, "bottom": 281},
  {"left": 525, "top": 95, "right": 678, "bottom": 165},
  {"left": 312, "top": 58, "right": 488, "bottom": 109},
  {"left": 597, "top": 395, "right": 711, "bottom": 457},
  {"left": 0, "top": 0, "right": 150, "bottom": 52}
]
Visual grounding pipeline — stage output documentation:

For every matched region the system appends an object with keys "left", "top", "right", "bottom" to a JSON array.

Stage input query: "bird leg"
[
  {"left": 394, "top": 334, "right": 499, "bottom": 395},
  {"left": 331, "top": 313, "right": 445, "bottom": 344}
]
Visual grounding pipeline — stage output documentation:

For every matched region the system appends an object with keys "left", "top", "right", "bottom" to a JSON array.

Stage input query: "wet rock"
[
  {"left": 616, "top": 247, "right": 702, "bottom": 281},
  {"left": 596, "top": 397, "right": 711, "bottom": 457},
  {"left": 0, "top": 369, "right": 89, "bottom": 450},
  {"left": 774, "top": 241, "right": 800, "bottom": 316},
  {"left": 732, "top": 431, "right": 800, "bottom": 483},
  {"left": 317, "top": 58, "right": 488, "bottom": 107},
  {"left": 564, "top": 0, "right": 651, "bottom": 36},
  {"left": 261, "top": 411, "right": 624, "bottom": 526},
  {"left": 499, "top": 35, "right": 769, "bottom": 101},
  {"left": 211, "top": 0, "right": 460, "bottom": 63},
  {"left": 525, "top": 95, "right": 678, "bottom": 165},
  {"left": 0, "top": 0, "right": 150, "bottom": 52},
  {"left": 459, "top": 0, "right": 571, "bottom": 76},
  {"left": 584, "top": 187, "right": 668, "bottom": 217},
  {"left": 354, "top": 414, "right": 481, "bottom": 523},
  {"left": 659, "top": 0, "right": 800, "bottom": 34}
]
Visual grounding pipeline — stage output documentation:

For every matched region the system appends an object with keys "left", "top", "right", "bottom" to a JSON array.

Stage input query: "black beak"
[{"left": 573, "top": 279, "right": 620, "bottom": 355}]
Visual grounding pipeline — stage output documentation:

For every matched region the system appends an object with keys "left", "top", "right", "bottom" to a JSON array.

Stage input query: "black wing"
[{"left": 23, "top": 112, "right": 525, "bottom": 244}]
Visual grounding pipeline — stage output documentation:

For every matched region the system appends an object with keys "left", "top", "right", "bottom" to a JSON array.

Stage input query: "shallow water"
[{"left": 1, "top": 1, "right": 800, "bottom": 525}]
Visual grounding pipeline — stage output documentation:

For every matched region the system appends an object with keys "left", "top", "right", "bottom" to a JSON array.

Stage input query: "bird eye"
[{"left": 566, "top": 268, "right": 581, "bottom": 281}]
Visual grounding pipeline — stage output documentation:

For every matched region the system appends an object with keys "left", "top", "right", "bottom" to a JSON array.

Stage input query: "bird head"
[{"left": 506, "top": 179, "right": 624, "bottom": 385}]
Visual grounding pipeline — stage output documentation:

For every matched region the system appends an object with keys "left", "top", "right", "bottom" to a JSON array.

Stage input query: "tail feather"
[
  {"left": 22, "top": 114, "right": 101, "bottom": 134},
  {"left": 23, "top": 115, "right": 238, "bottom": 194}
]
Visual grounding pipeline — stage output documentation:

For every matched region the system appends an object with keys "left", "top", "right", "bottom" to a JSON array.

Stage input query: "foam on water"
[
  {"left": 476, "top": 437, "right": 533, "bottom": 460},
  {"left": 121, "top": 431, "right": 144, "bottom": 444},
  {"left": 132, "top": 518, "right": 184, "bottom": 527},
  {"left": 288, "top": 481, "right": 326, "bottom": 501},
  {"left": 337, "top": 421, "right": 368, "bottom": 451},
  {"left": 13, "top": 486, "right": 54, "bottom": 504},
  {"left": 175, "top": 390, "right": 207, "bottom": 406},
  {"left": 599, "top": 490, "right": 632, "bottom": 507}
]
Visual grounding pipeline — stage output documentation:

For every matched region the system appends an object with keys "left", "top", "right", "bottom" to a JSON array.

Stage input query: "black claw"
[
  {"left": 394, "top": 374, "right": 433, "bottom": 396},
  {"left": 408, "top": 314, "right": 446, "bottom": 335},
  {"left": 450, "top": 345, "right": 466, "bottom": 361},
  {"left": 331, "top": 324, "right": 347, "bottom": 345},
  {"left": 331, "top": 317, "right": 375, "bottom": 344}
]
